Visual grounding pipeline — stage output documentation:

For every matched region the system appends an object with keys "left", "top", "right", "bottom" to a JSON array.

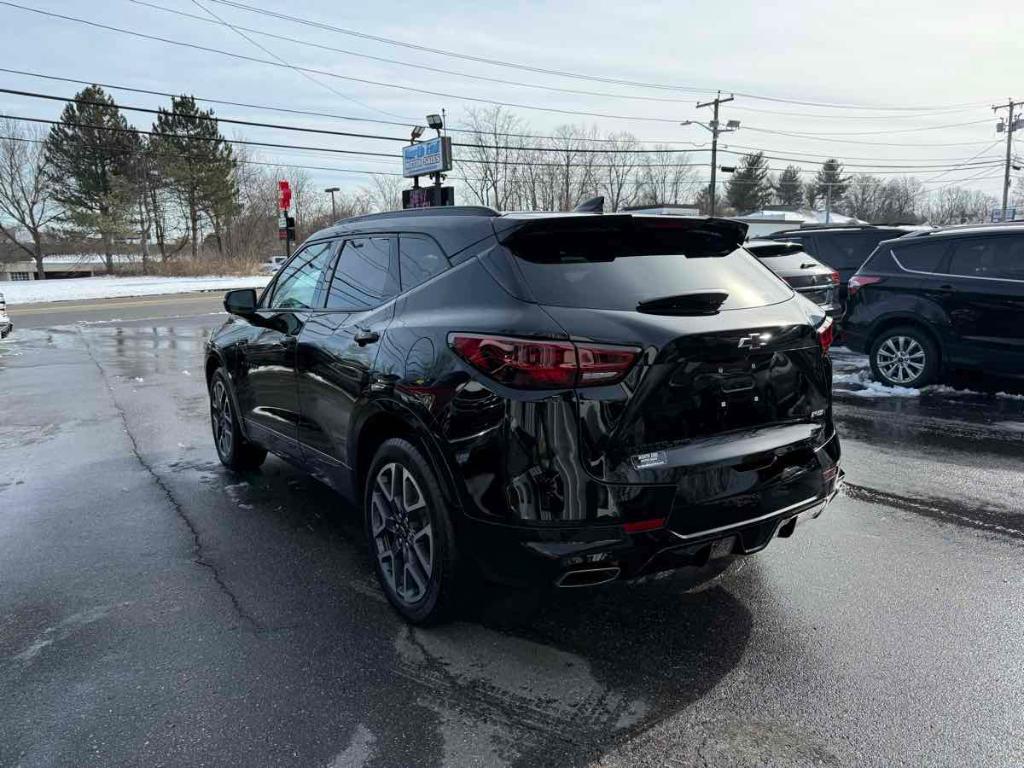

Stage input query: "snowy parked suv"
[{"left": 0, "top": 291, "right": 12, "bottom": 339}]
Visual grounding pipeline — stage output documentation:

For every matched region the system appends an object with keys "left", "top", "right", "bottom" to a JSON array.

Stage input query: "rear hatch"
[
  {"left": 747, "top": 241, "right": 837, "bottom": 307},
  {"left": 493, "top": 215, "right": 834, "bottom": 529}
]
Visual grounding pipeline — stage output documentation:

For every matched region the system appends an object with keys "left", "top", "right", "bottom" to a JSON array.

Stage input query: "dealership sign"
[{"left": 402, "top": 136, "right": 453, "bottom": 178}]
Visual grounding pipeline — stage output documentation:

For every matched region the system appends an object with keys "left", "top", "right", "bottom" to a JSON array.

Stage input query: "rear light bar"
[
  {"left": 449, "top": 333, "right": 640, "bottom": 390},
  {"left": 816, "top": 317, "right": 835, "bottom": 354},
  {"left": 623, "top": 517, "right": 666, "bottom": 534},
  {"left": 847, "top": 275, "right": 882, "bottom": 297}
]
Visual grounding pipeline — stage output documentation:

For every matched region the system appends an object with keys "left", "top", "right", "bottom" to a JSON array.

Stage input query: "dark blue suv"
[{"left": 843, "top": 224, "right": 1024, "bottom": 388}]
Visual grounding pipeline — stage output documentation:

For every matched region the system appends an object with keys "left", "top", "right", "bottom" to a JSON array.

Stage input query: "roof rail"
[{"left": 334, "top": 205, "right": 500, "bottom": 226}]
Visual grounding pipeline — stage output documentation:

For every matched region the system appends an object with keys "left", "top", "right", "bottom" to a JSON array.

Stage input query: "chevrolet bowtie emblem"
[{"left": 738, "top": 333, "right": 770, "bottom": 349}]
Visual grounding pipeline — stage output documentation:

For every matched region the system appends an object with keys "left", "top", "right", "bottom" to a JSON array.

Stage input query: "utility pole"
[
  {"left": 825, "top": 183, "right": 832, "bottom": 224},
  {"left": 994, "top": 99, "right": 1018, "bottom": 221},
  {"left": 688, "top": 92, "right": 737, "bottom": 217}
]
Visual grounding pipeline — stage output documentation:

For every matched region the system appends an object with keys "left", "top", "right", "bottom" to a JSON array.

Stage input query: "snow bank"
[{"left": 1, "top": 275, "right": 271, "bottom": 305}]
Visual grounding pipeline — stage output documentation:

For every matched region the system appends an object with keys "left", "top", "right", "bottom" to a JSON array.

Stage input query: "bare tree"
[
  {"left": 923, "top": 186, "right": 995, "bottom": 225},
  {"left": 456, "top": 107, "right": 529, "bottom": 210},
  {"left": 0, "top": 119, "right": 61, "bottom": 279},
  {"left": 364, "top": 174, "right": 404, "bottom": 212},
  {"left": 635, "top": 145, "right": 696, "bottom": 207},
  {"left": 600, "top": 132, "right": 640, "bottom": 211}
]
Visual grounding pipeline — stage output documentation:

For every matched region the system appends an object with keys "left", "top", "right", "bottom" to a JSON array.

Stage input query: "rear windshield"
[{"left": 509, "top": 230, "right": 792, "bottom": 311}]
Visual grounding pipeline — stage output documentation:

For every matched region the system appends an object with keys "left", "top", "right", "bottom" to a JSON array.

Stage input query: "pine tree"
[
  {"left": 151, "top": 95, "right": 237, "bottom": 258},
  {"left": 771, "top": 165, "right": 804, "bottom": 208},
  {"left": 811, "top": 159, "right": 850, "bottom": 212},
  {"left": 44, "top": 86, "right": 139, "bottom": 273},
  {"left": 725, "top": 152, "right": 770, "bottom": 213}
]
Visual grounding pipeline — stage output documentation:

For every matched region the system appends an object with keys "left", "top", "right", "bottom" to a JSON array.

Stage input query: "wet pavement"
[{"left": 1, "top": 305, "right": 1023, "bottom": 767}]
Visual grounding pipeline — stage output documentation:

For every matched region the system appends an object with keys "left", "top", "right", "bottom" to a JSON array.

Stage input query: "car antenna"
[{"left": 574, "top": 196, "right": 604, "bottom": 213}]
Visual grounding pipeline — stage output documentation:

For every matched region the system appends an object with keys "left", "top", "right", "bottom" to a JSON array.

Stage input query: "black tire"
[
  {"left": 209, "top": 369, "right": 267, "bottom": 471},
  {"left": 364, "top": 438, "right": 460, "bottom": 625},
  {"left": 869, "top": 325, "right": 939, "bottom": 388}
]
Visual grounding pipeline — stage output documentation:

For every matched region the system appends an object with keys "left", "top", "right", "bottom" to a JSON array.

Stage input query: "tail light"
[
  {"left": 829, "top": 270, "right": 840, "bottom": 285},
  {"left": 816, "top": 317, "right": 834, "bottom": 354},
  {"left": 449, "top": 333, "right": 640, "bottom": 390},
  {"left": 847, "top": 275, "right": 882, "bottom": 297}
]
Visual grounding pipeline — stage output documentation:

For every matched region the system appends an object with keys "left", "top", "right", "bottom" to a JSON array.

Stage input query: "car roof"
[
  {"left": 890, "top": 222, "right": 1024, "bottom": 242},
  {"left": 769, "top": 224, "right": 926, "bottom": 236},
  {"left": 305, "top": 207, "right": 749, "bottom": 258}
]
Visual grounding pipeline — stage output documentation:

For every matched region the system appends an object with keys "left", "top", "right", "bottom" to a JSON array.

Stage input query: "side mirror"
[{"left": 224, "top": 288, "right": 258, "bottom": 317}]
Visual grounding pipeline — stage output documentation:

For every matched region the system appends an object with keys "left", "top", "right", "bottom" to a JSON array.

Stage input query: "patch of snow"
[
  {"left": 846, "top": 380, "right": 922, "bottom": 398},
  {"left": 132, "top": 376, "right": 144, "bottom": 383},
  {"left": 181, "top": 369, "right": 191, "bottom": 376},
  {"left": 2, "top": 275, "right": 270, "bottom": 305}
]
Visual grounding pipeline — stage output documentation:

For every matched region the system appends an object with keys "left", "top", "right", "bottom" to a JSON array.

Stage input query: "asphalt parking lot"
[{"left": 2, "top": 296, "right": 1023, "bottom": 768}]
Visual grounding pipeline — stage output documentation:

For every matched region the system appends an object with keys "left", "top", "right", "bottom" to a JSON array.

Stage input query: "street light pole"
[
  {"left": 325, "top": 187, "right": 340, "bottom": 219},
  {"left": 686, "top": 92, "right": 736, "bottom": 217}
]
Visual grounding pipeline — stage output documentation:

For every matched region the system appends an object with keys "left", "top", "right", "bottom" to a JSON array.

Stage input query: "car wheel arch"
[
  {"left": 868, "top": 317, "right": 944, "bottom": 370},
  {"left": 206, "top": 353, "right": 254, "bottom": 443},
  {"left": 351, "top": 402, "right": 463, "bottom": 517}
]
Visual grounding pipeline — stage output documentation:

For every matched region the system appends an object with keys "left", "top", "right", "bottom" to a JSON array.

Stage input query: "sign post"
[{"left": 278, "top": 180, "right": 293, "bottom": 258}]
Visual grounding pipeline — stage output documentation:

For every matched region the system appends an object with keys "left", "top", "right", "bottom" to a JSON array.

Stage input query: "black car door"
[
  {"left": 296, "top": 235, "right": 400, "bottom": 493},
  {"left": 942, "top": 234, "right": 1024, "bottom": 375},
  {"left": 235, "top": 240, "right": 336, "bottom": 459}
]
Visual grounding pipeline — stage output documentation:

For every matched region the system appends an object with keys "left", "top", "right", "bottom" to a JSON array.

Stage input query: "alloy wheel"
[
  {"left": 876, "top": 335, "right": 926, "bottom": 385},
  {"left": 211, "top": 379, "right": 234, "bottom": 458},
  {"left": 370, "top": 462, "right": 434, "bottom": 605}
]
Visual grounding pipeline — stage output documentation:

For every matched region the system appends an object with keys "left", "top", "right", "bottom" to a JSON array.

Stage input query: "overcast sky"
[{"left": 0, "top": 0, "right": 1019, "bottom": 204}]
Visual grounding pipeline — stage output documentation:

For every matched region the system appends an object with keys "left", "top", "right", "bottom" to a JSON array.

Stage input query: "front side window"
[
  {"left": 399, "top": 234, "right": 448, "bottom": 291},
  {"left": 325, "top": 236, "right": 398, "bottom": 310},
  {"left": 269, "top": 242, "right": 335, "bottom": 310},
  {"left": 948, "top": 236, "right": 1024, "bottom": 281}
]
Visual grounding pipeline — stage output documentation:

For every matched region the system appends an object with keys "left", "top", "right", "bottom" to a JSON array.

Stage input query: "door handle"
[{"left": 354, "top": 329, "right": 380, "bottom": 346}]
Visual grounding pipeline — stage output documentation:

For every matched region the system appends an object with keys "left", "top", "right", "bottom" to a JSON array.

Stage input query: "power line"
[
  {"left": 196, "top": 0, "right": 991, "bottom": 112},
  {"left": 0, "top": 86, "right": 1006, "bottom": 170},
  {"left": 0, "top": 3, "right": 689, "bottom": 124},
  {"left": 186, "top": 0, "right": 404, "bottom": 121},
  {"left": 131, "top": 0, "right": 699, "bottom": 106},
  {"left": 0, "top": 130, "right": 1005, "bottom": 189}
]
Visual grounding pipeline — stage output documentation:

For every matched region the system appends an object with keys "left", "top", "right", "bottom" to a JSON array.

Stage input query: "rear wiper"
[{"left": 636, "top": 291, "right": 729, "bottom": 316}]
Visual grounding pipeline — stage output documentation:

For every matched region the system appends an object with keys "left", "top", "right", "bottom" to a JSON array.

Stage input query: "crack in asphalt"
[
  {"left": 77, "top": 328, "right": 263, "bottom": 633},
  {"left": 844, "top": 482, "right": 1024, "bottom": 542}
]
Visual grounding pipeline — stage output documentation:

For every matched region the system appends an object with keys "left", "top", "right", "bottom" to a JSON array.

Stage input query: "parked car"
[
  {"left": 0, "top": 291, "right": 12, "bottom": 339},
  {"left": 205, "top": 208, "right": 842, "bottom": 623},
  {"left": 765, "top": 224, "right": 926, "bottom": 308},
  {"left": 260, "top": 255, "right": 288, "bottom": 275},
  {"left": 745, "top": 239, "right": 841, "bottom": 318},
  {"left": 843, "top": 223, "right": 1024, "bottom": 388}
]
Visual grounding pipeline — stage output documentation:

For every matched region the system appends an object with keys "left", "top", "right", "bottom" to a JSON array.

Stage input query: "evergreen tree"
[
  {"left": 771, "top": 165, "right": 804, "bottom": 208},
  {"left": 44, "top": 86, "right": 139, "bottom": 273},
  {"left": 150, "top": 95, "right": 237, "bottom": 258},
  {"left": 811, "top": 158, "right": 850, "bottom": 212},
  {"left": 725, "top": 152, "right": 770, "bottom": 213}
]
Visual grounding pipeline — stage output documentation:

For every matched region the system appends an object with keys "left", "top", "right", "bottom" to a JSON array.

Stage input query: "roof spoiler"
[{"left": 493, "top": 214, "right": 748, "bottom": 251}]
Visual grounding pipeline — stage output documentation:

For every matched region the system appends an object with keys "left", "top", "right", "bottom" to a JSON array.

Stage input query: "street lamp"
[
  {"left": 325, "top": 187, "right": 340, "bottom": 219},
  {"left": 683, "top": 93, "right": 739, "bottom": 217},
  {"left": 426, "top": 113, "right": 443, "bottom": 132},
  {"left": 410, "top": 125, "right": 425, "bottom": 141}
]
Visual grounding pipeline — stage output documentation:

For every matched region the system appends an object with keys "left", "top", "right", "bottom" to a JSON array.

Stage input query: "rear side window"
[
  {"left": 948, "top": 236, "right": 1024, "bottom": 281},
  {"left": 892, "top": 242, "right": 947, "bottom": 273},
  {"left": 812, "top": 233, "right": 879, "bottom": 270},
  {"left": 399, "top": 234, "right": 447, "bottom": 291},
  {"left": 325, "top": 236, "right": 398, "bottom": 310},
  {"left": 508, "top": 229, "right": 791, "bottom": 311}
]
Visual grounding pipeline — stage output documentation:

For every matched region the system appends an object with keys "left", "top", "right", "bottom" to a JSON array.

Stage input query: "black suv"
[
  {"left": 766, "top": 225, "right": 925, "bottom": 307},
  {"left": 745, "top": 239, "right": 841, "bottom": 318},
  {"left": 843, "top": 224, "right": 1024, "bottom": 388},
  {"left": 206, "top": 208, "right": 842, "bottom": 623}
]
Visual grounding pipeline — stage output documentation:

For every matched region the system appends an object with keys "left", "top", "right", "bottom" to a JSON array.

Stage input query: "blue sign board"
[{"left": 402, "top": 136, "right": 452, "bottom": 178}]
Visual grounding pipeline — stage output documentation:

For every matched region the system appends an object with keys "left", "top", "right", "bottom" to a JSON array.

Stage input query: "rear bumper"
[{"left": 460, "top": 458, "right": 844, "bottom": 589}]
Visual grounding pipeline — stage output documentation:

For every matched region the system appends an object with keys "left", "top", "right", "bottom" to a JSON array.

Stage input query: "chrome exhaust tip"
[{"left": 554, "top": 566, "right": 621, "bottom": 588}]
